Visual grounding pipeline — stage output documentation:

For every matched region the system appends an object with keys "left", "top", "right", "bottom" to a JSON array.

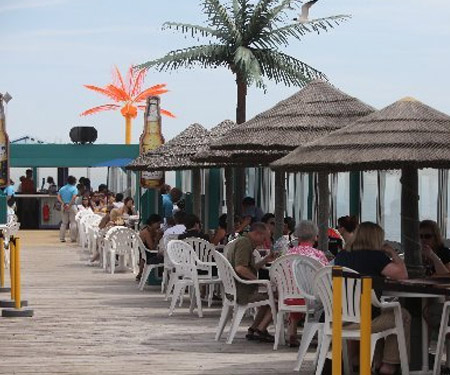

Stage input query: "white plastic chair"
[
  {"left": 213, "top": 250, "right": 277, "bottom": 344},
  {"left": 76, "top": 209, "right": 93, "bottom": 244},
  {"left": 136, "top": 235, "right": 164, "bottom": 291},
  {"left": 183, "top": 237, "right": 218, "bottom": 307},
  {"left": 433, "top": 301, "right": 450, "bottom": 375},
  {"left": 79, "top": 214, "right": 99, "bottom": 251},
  {"left": 292, "top": 256, "right": 324, "bottom": 371},
  {"left": 161, "top": 234, "right": 182, "bottom": 299},
  {"left": 166, "top": 240, "right": 221, "bottom": 318},
  {"left": 269, "top": 254, "right": 307, "bottom": 350},
  {"left": 313, "top": 266, "right": 409, "bottom": 375},
  {"left": 105, "top": 227, "right": 138, "bottom": 275}
]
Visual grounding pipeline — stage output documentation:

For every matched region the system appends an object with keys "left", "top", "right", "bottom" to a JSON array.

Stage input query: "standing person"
[
  {"left": 46, "top": 176, "right": 57, "bottom": 194},
  {"left": 1, "top": 179, "right": 15, "bottom": 197},
  {"left": 21, "top": 169, "right": 35, "bottom": 194},
  {"left": 226, "top": 223, "right": 276, "bottom": 342},
  {"left": 57, "top": 176, "right": 78, "bottom": 243},
  {"left": 242, "top": 196, "right": 264, "bottom": 223},
  {"left": 19, "top": 169, "right": 38, "bottom": 229}
]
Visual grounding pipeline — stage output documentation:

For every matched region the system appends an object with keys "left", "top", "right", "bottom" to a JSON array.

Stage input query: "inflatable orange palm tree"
[{"left": 81, "top": 66, "right": 175, "bottom": 144}]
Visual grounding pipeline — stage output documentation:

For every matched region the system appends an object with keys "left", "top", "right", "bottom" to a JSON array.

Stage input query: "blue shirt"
[
  {"left": 2, "top": 186, "right": 15, "bottom": 197},
  {"left": 162, "top": 193, "right": 173, "bottom": 219},
  {"left": 58, "top": 184, "right": 78, "bottom": 204}
]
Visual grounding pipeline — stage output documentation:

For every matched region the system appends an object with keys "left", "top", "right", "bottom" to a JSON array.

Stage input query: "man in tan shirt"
[{"left": 227, "top": 222, "right": 275, "bottom": 342}]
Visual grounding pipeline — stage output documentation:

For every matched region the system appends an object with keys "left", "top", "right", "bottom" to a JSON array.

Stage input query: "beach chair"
[
  {"left": 213, "top": 250, "right": 276, "bottom": 344},
  {"left": 269, "top": 254, "right": 307, "bottom": 350},
  {"left": 104, "top": 227, "right": 138, "bottom": 275},
  {"left": 292, "top": 256, "right": 324, "bottom": 371},
  {"left": 433, "top": 301, "right": 450, "bottom": 375},
  {"left": 166, "top": 240, "right": 220, "bottom": 318},
  {"left": 136, "top": 235, "right": 164, "bottom": 291},
  {"left": 313, "top": 266, "right": 409, "bottom": 375}
]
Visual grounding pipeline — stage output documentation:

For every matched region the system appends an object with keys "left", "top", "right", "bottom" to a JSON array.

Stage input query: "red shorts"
[{"left": 284, "top": 298, "right": 305, "bottom": 321}]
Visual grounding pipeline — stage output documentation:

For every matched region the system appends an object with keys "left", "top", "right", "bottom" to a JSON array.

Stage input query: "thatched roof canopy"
[
  {"left": 127, "top": 123, "right": 209, "bottom": 171},
  {"left": 211, "top": 80, "right": 375, "bottom": 153},
  {"left": 271, "top": 97, "right": 450, "bottom": 173}
]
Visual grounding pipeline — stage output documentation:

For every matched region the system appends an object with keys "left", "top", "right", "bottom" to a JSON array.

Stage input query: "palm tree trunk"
[
  {"left": 401, "top": 167, "right": 423, "bottom": 277},
  {"left": 225, "top": 167, "right": 235, "bottom": 234},
  {"left": 234, "top": 74, "right": 248, "bottom": 217},
  {"left": 318, "top": 171, "right": 329, "bottom": 253},
  {"left": 125, "top": 115, "right": 132, "bottom": 145},
  {"left": 192, "top": 168, "right": 202, "bottom": 220},
  {"left": 274, "top": 170, "right": 285, "bottom": 240}
]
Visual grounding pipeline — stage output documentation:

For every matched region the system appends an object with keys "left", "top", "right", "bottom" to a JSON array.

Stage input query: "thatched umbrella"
[
  {"left": 127, "top": 123, "right": 209, "bottom": 218},
  {"left": 210, "top": 80, "right": 375, "bottom": 244},
  {"left": 271, "top": 97, "right": 450, "bottom": 276}
]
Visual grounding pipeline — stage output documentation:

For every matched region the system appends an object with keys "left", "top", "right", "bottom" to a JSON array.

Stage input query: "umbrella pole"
[
  {"left": 225, "top": 167, "right": 235, "bottom": 235},
  {"left": 401, "top": 167, "right": 423, "bottom": 277},
  {"left": 274, "top": 170, "right": 285, "bottom": 240},
  {"left": 192, "top": 168, "right": 202, "bottom": 219},
  {"left": 318, "top": 171, "right": 329, "bottom": 253}
]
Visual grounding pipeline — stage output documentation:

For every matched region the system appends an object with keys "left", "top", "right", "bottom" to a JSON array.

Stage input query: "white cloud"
[{"left": 0, "top": 0, "right": 67, "bottom": 13}]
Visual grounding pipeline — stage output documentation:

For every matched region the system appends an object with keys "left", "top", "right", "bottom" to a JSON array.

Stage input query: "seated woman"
[
  {"left": 211, "top": 214, "right": 250, "bottom": 246},
  {"left": 334, "top": 222, "right": 409, "bottom": 375},
  {"left": 136, "top": 214, "right": 163, "bottom": 282},
  {"left": 121, "top": 197, "right": 138, "bottom": 228},
  {"left": 261, "top": 213, "right": 275, "bottom": 249},
  {"left": 77, "top": 196, "right": 91, "bottom": 211},
  {"left": 420, "top": 220, "right": 450, "bottom": 350},
  {"left": 178, "top": 214, "right": 209, "bottom": 241},
  {"left": 285, "top": 220, "right": 329, "bottom": 347}
]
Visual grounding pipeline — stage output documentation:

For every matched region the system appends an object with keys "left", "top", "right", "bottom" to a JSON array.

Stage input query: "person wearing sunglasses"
[{"left": 419, "top": 220, "right": 450, "bottom": 276}]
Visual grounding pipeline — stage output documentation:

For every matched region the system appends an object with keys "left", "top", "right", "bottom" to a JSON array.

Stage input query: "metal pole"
[
  {"left": 192, "top": 168, "right": 202, "bottom": 219},
  {"left": 225, "top": 167, "right": 235, "bottom": 234},
  {"left": 0, "top": 238, "right": 4, "bottom": 288},
  {"left": 360, "top": 276, "right": 372, "bottom": 375},
  {"left": 14, "top": 238, "right": 21, "bottom": 310},
  {"left": 332, "top": 267, "right": 343, "bottom": 375},
  {"left": 10, "top": 239, "right": 15, "bottom": 300}
]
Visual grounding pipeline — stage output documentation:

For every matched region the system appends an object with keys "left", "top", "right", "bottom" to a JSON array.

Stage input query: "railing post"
[
  {"left": 332, "top": 266, "right": 343, "bottom": 375},
  {"left": 2, "top": 237, "right": 33, "bottom": 317},
  {"left": 360, "top": 276, "right": 372, "bottom": 375},
  {"left": 10, "top": 238, "right": 15, "bottom": 300},
  {"left": 0, "top": 237, "right": 10, "bottom": 293}
]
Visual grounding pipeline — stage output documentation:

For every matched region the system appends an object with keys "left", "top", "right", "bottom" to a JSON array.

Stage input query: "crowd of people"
[{"left": 57, "top": 175, "right": 138, "bottom": 243}]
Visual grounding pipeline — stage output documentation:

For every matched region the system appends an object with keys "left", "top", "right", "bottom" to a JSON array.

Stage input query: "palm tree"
[
  {"left": 81, "top": 66, "right": 175, "bottom": 144},
  {"left": 137, "top": 0, "right": 350, "bottom": 124}
]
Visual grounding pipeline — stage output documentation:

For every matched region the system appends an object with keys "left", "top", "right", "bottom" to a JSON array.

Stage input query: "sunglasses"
[
  {"left": 420, "top": 234, "right": 433, "bottom": 239},
  {"left": 268, "top": 221, "right": 276, "bottom": 226}
]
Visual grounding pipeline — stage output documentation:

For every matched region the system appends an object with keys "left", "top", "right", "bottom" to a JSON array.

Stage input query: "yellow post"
[
  {"left": 14, "top": 238, "right": 21, "bottom": 309},
  {"left": 332, "top": 267, "right": 343, "bottom": 375},
  {"left": 10, "top": 239, "right": 15, "bottom": 300},
  {"left": 125, "top": 115, "right": 132, "bottom": 145},
  {"left": 360, "top": 277, "right": 372, "bottom": 375},
  {"left": 0, "top": 238, "right": 4, "bottom": 287}
]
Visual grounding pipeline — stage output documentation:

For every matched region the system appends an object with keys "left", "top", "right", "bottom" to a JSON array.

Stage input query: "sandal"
[
  {"left": 255, "top": 329, "right": 275, "bottom": 343},
  {"left": 246, "top": 327, "right": 257, "bottom": 341}
]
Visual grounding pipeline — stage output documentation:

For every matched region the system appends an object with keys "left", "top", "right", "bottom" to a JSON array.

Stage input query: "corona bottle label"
[
  {"left": 0, "top": 96, "right": 9, "bottom": 188},
  {"left": 140, "top": 96, "right": 165, "bottom": 189}
]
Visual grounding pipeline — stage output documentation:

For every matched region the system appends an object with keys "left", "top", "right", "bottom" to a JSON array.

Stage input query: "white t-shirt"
[
  {"left": 163, "top": 224, "right": 186, "bottom": 236},
  {"left": 114, "top": 202, "right": 124, "bottom": 209}
]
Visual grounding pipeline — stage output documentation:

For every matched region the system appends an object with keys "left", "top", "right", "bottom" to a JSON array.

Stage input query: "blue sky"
[{"left": 1, "top": 0, "right": 450, "bottom": 144}]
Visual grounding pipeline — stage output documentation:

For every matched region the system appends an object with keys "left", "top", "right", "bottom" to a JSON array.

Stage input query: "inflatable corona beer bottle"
[
  {"left": 0, "top": 95, "right": 9, "bottom": 188},
  {"left": 140, "top": 96, "right": 165, "bottom": 188}
]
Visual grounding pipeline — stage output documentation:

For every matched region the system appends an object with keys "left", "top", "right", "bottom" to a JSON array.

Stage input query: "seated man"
[
  {"left": 227, "top": 222, "right": 275, "bottom": 342},
  {"left": 178, "top": 214, "right": 209, "bottom": 241}
]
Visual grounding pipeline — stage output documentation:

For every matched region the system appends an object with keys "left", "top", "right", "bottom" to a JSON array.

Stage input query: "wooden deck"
[{"left": 0, "top": 231, "right": 315, "bottom": 374}]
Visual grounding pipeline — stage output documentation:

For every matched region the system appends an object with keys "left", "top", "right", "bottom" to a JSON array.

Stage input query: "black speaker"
[{"left": 70, "top": 127, "right": 98, "bottom": 144}]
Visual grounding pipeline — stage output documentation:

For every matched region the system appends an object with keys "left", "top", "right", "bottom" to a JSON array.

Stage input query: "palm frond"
[
  {"left": 258, "top": 14, "right": 351, "bottom": 47},
  {"left": 163, "top": 22, "right": 225, "bottom": 40},
  {"left": 83, "top": 85, "right": 125, "bottom": 102},
  {"left": 253, "top": 48, "right": 326, "bottom": 87},
  {"left": 80, "top": 104, "right": 120, "bottom": 116},
  {"left": 247, "top": 0, "right": 279, "bottom": 41},
  {"left": 234, "top": 46, "right": 263, "bottom": 85},
  {"left": 106, "top": 84, "right": 130, "bottom": 102},
  {"left": 112, "top": 66, "right": 127, "bottom": 93},
  {"left": 202, "top": 0, "right": 241, "bottom": 43},
  {"left": 136, "top": 45, "right": 231, "bottom": 72},
  {"left": 130, "top": 69, "right": 147, "bottom": 98},
  {"left": 135, "top": 87, "right": 169, "bottom": 102},
  {"left": 160, "top": 109, "right": 176, "bottom": 118}
]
